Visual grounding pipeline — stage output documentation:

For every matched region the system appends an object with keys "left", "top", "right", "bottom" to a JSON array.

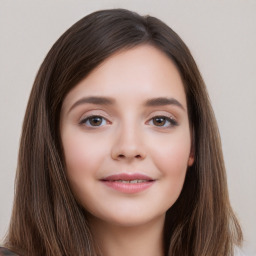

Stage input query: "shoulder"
[{"left": 0, "top": 247, "right": 19, "bottom": 256}]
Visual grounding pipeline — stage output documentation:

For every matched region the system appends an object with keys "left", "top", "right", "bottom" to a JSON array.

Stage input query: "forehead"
[{"left": 62, "top": 44, "right": 187, "bottom": 110}]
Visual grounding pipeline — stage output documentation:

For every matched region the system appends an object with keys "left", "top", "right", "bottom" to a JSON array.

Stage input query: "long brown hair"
[{"left": 3, "top": 9, "right": 242, "bottom": 256}]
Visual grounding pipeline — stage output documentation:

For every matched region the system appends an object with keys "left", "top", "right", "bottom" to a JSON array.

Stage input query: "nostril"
[{"left": 117, "top": 154, "right": 142, "bottom": 159}]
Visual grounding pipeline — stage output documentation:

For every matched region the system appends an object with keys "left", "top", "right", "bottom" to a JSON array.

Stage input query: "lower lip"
[{"left": 101, "top": 181, "right": 155, "bottom": 194}]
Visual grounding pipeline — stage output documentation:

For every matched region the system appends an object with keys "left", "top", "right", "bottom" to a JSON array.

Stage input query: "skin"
[{"left": 60, "top": 44, "right": 194, "bottom": 256}]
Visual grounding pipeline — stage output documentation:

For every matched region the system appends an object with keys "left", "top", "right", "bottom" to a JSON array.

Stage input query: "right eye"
[{"left": 79, "top": 115, "right": 108, "bottom": 127}]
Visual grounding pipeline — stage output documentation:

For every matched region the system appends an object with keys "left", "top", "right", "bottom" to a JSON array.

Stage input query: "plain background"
[{"left": 0, "top": 0, "right": 255, "bottom": 254}]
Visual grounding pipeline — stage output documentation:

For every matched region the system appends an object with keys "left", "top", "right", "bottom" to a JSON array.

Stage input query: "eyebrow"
[
  {"left": 68, "top": 96, "right": 185, "bottom": 113},
  {"left": 68, "top": 96, "right": 116, "bottom": 113},
  {"left": 144, "top": 97, "right": 185, "bottom": 110}
]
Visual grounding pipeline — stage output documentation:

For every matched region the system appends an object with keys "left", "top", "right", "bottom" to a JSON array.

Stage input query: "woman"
[{"left": 1, "top": 9, "right": 243, "bottom": 256}]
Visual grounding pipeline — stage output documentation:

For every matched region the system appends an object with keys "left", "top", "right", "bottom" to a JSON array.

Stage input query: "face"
[{"left": 60, "top": 45, "right": 194, "bottom": 228}]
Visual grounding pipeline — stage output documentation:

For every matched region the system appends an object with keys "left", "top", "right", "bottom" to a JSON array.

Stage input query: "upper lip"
[{"left": 101, "top": 173, "right": 155, "bottom": 181}]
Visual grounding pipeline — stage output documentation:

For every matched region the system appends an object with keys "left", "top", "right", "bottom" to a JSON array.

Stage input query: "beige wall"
[{"left": 0, "top": 1, "right": 255, "bottom": 254}]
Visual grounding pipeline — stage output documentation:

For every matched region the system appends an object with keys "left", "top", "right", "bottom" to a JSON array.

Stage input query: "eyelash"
[
  {"left": 79, "top": 115, "right": 178, "bottom": 128},
  {"left": 148, "top": 116, "right": 178, "bottom": 128},
  {"left": 79, "top": 115, "right": 109, "bottom": 127}
]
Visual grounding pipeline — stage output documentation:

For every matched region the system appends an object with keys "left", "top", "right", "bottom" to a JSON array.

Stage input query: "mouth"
[
  {"left": 100, "top": 173, "right": 155, "bottom": 194},
  {"left": 108, "top": 179, "right": 151, "bottom": 183}
]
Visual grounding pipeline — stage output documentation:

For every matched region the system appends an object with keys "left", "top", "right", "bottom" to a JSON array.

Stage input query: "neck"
[{"left": 89, "top": 216, "right": 165, "bottom": 256}]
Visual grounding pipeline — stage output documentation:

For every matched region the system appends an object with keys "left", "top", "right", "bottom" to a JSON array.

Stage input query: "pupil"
[
  {"left": 90, "top": 117, "right": 102, "bottom": 126},
  {"left": 154, "top": 117, "right": 165, "bottom": 126}
]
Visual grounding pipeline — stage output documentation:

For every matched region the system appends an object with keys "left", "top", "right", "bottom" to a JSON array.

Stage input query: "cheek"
[
  {"left": 61, "top": 129, "right": 107, "bottom": 182},
  {"left": 61, "top": 130, "right": 110, "bottom": 208},
  {"left": 149, "top": 131, "right": 191, "bottom": 199},
  {"left": 159, "top": 143, "right": 190, "bottom": 173},
  {"left": 151, "top": 131, "right": 191, "bottom": 173}
]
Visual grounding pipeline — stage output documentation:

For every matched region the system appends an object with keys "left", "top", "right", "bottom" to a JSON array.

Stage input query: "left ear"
[
  {"left": 188, "top": 152, "right": 194, "bottom": 166},
  {"left": 188, "top": 127, "right": 195, "bottom": 166}
]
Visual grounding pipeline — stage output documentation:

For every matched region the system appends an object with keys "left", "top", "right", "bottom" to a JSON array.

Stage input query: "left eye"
[
  {"left": 80, "top": 116, "right": 107, "bottom": 127},
  {"left": 149, "top": 116, "right": 177, "bottom": 127}
]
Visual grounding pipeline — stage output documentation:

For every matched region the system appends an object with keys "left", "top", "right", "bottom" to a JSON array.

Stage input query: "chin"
[{"left": 92, "top": 210, "right": 166, "bottom": 229}]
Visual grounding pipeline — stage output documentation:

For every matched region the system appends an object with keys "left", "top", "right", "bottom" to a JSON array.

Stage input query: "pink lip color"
[{"left": 100, "top": 173, "right": 155, "bottom": 194}]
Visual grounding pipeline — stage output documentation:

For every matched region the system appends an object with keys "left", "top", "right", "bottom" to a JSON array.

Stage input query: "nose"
[{"left": 111, "top": 124, "right": 146, "bottom": 161}]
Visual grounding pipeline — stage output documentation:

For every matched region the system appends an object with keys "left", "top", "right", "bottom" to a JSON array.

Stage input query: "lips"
[{"left": 100, "top": 173, "right": 155, "bottom": 194}]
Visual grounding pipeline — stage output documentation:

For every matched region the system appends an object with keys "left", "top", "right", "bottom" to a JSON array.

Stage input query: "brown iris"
[
  {"left": 88, "top": 116, "right": 103, "bottom": 126},
  {"left": 153, "top": 117, "right": 167, "bottom": 126}
]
